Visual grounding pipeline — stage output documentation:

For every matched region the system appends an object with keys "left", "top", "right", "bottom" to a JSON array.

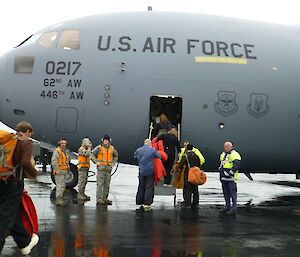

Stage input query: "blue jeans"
[
  {"left": 221, "top": 181, "right": 237, "bottom": 211},
  {"left": 136, "top": 175, "right": 154, "bottom": 205}
]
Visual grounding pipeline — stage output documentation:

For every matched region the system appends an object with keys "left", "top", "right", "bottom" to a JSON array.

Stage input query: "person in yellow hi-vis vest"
[
  {"left": 219, "top": 141, "right": 241, "bottom": 215},
  {"left": 51, "top": 139, "right": 70, "bottom": 206},
  {"left": 77, "top": 138, "right": 92, "bottom": 201},
  {"left": 178, "top": 139, "right": 205, "bottom": 166},
  {"left": 90, "top": 135, "right": 118, "bottom": 205}
]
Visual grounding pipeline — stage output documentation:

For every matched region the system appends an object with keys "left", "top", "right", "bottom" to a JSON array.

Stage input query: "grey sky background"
[{"left": 0, "top": 0, "right": 299, "bottom": 55}]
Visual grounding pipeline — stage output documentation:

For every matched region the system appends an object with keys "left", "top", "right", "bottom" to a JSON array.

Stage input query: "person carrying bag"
[
  {"left": 179, "top": 144, "right": 206, "bottom": 209},
  {"left": 186, "top": 153, "right": 207, "bottom": 186}
]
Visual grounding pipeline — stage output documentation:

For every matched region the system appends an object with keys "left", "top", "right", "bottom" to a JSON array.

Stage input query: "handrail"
[{"left": 148, "top": 122, "right": 154, "bottom": 139}]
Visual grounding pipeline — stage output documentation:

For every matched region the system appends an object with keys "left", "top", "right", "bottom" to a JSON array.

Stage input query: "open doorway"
[{"left": 149, "top": 95, "right": 183, "bottom": 139}]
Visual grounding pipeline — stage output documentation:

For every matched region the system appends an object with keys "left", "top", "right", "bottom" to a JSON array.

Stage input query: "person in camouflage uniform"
[
  {"left": 77, "top": 138, "right": 92, "bottom": 201},
  {"left": 51, "top": 139, "right": 70, "bottom": 206},
  {"left": 90, "top": 135, "right": 118, "bottom": 205}
]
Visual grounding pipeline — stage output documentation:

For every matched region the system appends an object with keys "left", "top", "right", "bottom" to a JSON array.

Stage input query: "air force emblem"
[
  {"left": 214, "top": 91, "right": 238, "bottom": 117},
  {"left": 247, "top": 93, "right": 269, "bottom": 118}
]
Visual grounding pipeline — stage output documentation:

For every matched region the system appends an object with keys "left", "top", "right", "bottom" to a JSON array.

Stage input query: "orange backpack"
[
  {"left": 0, "top": 130, "right": 18, "bottom": 177},
  {"left": 188, "top": 166, "right": 207, "bottom": 186},
  {"left": 185, "top": 153, "right": 207, "bottom": 186}
]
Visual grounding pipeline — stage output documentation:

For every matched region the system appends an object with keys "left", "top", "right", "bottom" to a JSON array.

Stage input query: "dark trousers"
[
  {"left": 0, "top": 180, "right": 31, "bottom": 253},
  {"left": 183, "top": 171, "right": 199, "bottom": 207},
  {"left": 164, "top": 149, "right": 175, "bottom": 185},
  {"left": 136, "top": 175, "right": 154, "bottom": 205},
  {"left": 221, "top": 181, "right": 237, "bottom": 211}
]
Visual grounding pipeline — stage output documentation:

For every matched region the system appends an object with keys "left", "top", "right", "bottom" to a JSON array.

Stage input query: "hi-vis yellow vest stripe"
[{"left": 220, "top": 150, "right": 241, "bottom": 182}]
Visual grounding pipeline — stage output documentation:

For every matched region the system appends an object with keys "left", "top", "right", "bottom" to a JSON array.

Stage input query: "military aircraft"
[{"left": 1, "top": 11, "right": 300, "bottom": 186}]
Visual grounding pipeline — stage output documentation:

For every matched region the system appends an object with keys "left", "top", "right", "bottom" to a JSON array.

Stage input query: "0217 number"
[{"left": 45, "top": 61, "right": 81, "bottom": 75}]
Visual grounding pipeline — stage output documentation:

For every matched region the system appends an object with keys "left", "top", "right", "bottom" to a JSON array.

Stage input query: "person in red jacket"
[{"left": 151, "top": 137, "right": 167, "bottom": 184}]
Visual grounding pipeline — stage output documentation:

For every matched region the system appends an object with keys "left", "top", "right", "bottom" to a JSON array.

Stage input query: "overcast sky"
[{"left": 1, "top": 0, "right": 300, "bottom": 55}]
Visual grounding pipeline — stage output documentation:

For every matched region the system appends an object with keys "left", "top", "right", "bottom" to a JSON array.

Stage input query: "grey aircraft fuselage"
[{"left": 0, "top": 12, "right": 299, "bottom": 173}]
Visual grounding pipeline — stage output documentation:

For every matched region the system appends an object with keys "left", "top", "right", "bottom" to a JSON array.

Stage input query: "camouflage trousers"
[
  {"left": 55, "top": 170, "right": 69, "bottom": 198},
  {"left": 78, "top": 168, "right": 89, "bottom": 194},
  {"left": 96, "top": 165, "right": 112, "bottom": 201}
]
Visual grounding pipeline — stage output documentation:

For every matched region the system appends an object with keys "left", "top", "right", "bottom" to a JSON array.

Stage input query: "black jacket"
[
  {"left": 179, "top": 150, "right": 200, "bottom": 170},
  {"left": 157, "top": 133, "right": 180, "bottom": 153}
]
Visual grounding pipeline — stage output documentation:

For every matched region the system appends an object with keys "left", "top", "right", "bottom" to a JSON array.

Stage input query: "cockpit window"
[
  {"left": 58, "top": 30, "right": 80, "bottom": 50},
  {"left": 15, "top": 30, "right": 80, "bottom": 50},
  {"left": 38, "top": 31, "right": 58, "bottom": 48}
]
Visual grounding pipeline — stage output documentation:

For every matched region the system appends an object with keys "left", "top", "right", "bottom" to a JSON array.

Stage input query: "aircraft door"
[
  {"left": 149, "top": 96, "right": 183, "bottom": 139},
  {"left": 55, "top": 107, "right": 78, "bottom": 133}
]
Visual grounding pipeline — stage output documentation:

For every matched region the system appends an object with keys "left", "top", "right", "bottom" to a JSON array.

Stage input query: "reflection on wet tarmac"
[
  {"left": 14, "top": 206, "right": 299, "bottom": 257},
  {"left": 1, "top": 169, "right": 300, "bottom": 256}
]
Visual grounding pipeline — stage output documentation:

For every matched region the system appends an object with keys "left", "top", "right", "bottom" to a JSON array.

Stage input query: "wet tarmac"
[{"left": 1, "top": 164, "right": 300, "bottom": 257}]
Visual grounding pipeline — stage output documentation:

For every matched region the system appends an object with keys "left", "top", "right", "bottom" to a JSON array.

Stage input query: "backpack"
[
  {"left": 188, "top": 166, "right": 207, "bottom": 186},
  {"left": 185, "top": 153, "right": 207, "bottom": 186},
  {"left": 0, "top": 130, "right": 18, "bottom": 177}
]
